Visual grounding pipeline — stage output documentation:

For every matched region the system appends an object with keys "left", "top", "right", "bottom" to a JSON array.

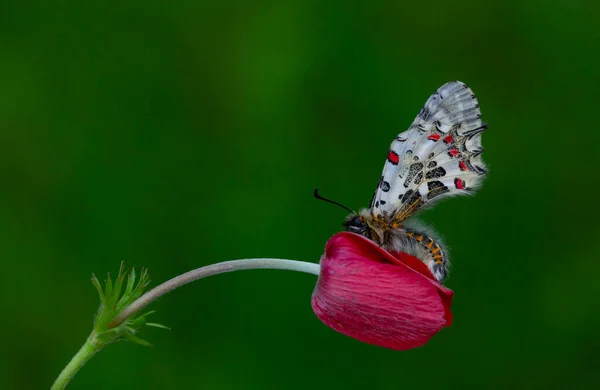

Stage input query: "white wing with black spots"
[{"left": 370, "top": 81, "right": 487, "bottom": 222}]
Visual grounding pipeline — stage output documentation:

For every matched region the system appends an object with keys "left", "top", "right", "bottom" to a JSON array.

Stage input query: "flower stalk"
[
  {"left": 109, "top": 259, "right": 320, "bottom": 328},
  {"left": 51, "top": 259, "right": 320, "bottom": 390},
  {"left": 51, "top": 332, "right": 100, "bottom": 390}
]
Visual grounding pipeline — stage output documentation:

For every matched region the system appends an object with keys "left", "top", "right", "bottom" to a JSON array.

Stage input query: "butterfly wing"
[{"left": 370, "top": 81, "right": 487, "bottom": 223}]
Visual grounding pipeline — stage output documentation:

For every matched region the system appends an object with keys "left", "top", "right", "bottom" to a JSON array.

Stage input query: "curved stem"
[
  {"left": 53, "top": 259, "right": 320, "bottom": 389},
  {"left": 108, "top": 258, "right": 320, "bottom": 328}
]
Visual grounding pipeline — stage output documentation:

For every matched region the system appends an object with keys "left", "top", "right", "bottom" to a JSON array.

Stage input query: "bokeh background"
[{"left": 2, "top": 1, "right": 599, "bottom": 389}]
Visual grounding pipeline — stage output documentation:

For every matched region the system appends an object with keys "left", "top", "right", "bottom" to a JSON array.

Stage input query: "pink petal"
[{"left": 311, "top": 232, "right": 453, "bottom": 350}]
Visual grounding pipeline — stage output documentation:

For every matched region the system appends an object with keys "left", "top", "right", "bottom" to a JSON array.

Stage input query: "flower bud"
[{"left": 311, "top": 232, "right": 453, "bottom": 350}]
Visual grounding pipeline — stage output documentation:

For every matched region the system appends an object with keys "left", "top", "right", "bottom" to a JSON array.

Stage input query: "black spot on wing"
[
  {"left": 414, "top": 171, "right": 423, "bottom": 184},
  {"left": 466, "top": 159, "right": 487, "bottom": 175},
  {"left": 419, "top": 105, "right": 432, "bottom": 120},
  {"left": 463, "top": 123, "right": 488, "bottom": 137},
  {"left": 427, "top": 180, "right": 450, "bottom": 200},
  {"left": 404, "top": 162, "right": 423, "bottom": 188},
  {"left": 425, "top": 166, "right": 447, "bottom": 180},
  {"left": 400, "top": 189, "right": 422, "bottom": 204},
  {"left": 380, "top": 180, "right": 391, "bottom": 192},
  {"left": 398, "top": 189, "right": 424, "bottom": 216}
]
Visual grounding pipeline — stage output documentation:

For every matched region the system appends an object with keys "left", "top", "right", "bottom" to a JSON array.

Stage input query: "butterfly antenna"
[{"left": 313, "top": 189, "right": 358, "bottom": 217}]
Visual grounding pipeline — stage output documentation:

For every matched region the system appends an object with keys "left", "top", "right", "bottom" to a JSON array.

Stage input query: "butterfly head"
[
  {"left": 342, "top": 214, "right": 367, "bottom": 234},
  {"left": 343, "top": 209, "right": 390, "bottom": 243}
]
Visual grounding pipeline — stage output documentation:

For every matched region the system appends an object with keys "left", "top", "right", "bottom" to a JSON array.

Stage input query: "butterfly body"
[
  {"left": 343, "top": 81, "right": 487, "bottom": 283},
  {"left": 344, "top": 211, "right": 449, "bottom": 282}
]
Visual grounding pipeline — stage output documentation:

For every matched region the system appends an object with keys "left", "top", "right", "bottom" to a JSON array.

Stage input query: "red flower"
[{"left": 311, "top": 232, "right": 454, "bottom": 350}]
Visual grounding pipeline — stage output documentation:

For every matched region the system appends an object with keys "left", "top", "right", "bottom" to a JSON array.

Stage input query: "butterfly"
[{"left": 317, "top": 81, "right": 487, "bottom": 283}]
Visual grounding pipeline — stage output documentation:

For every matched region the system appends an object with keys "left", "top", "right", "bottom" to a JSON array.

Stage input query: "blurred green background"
[{"left": 2, "top": 0, "right": 599, "bottom": 389}]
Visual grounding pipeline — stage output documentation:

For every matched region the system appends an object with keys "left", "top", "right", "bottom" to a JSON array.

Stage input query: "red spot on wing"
[
  {"left": 443, "top": 135, "right": 454, "bottom": 144},
  {"left": 387, "top": 150, "right": 400, "bottom": 165},
  {"left": 448, "top": 148, "right": 460, "bottom": 158},
  {"left": 454, "top": 178, "right": 465, "bottom": 190},
  {"left": 459, "top": 161, "right": 468, "bottom": 171},
  {"left": 427, "top": 134, "right": 441, "bottom": 141}
]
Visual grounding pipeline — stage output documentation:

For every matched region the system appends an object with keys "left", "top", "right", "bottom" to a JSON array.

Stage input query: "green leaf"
[
  {"left": 146, "top": 323, "right": 170, "bottom": 330},
  {"left": 112, "top": 264, "right": 125, "bottom": 306},
  {"left": 91, "top": 274, "right": 105, "bottom": 305},
  {"left": 125, "top": 267, "right": 136, "bottom": 295},
  {"left": 91, "top": 263, "right": 166, "bottom": 349},
  {"left": 116, "top": 267, "right": 134, "bottom": 311},
  {"left": 123, "top": 333, "right": 153, "bottom": 347},
  {"left": 105, "top": 273, "right": 113, "bottom": 298}
]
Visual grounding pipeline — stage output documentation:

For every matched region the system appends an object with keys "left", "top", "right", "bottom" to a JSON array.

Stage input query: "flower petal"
[
  {"left": 311, "top": 232, "right": 453, "bottom": 350},
  {"left": 387, "top": 250, "right": 454, "bottom": 326}
]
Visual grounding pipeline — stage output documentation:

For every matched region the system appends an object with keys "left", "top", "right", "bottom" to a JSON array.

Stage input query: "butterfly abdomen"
[
  {"left": 378, "top": 228, "right": 449, "bottom": 283},
  {"left": 405, "top": 231, "right": 448, "bottom": 282}
]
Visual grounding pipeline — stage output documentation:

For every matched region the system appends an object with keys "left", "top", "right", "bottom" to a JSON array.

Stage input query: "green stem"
[
  {"left": 51, "top": 332, "right": 102, "bottom": 390},
  {"left": 52, "top": 258, "right": 320, "bottom": 389}
]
